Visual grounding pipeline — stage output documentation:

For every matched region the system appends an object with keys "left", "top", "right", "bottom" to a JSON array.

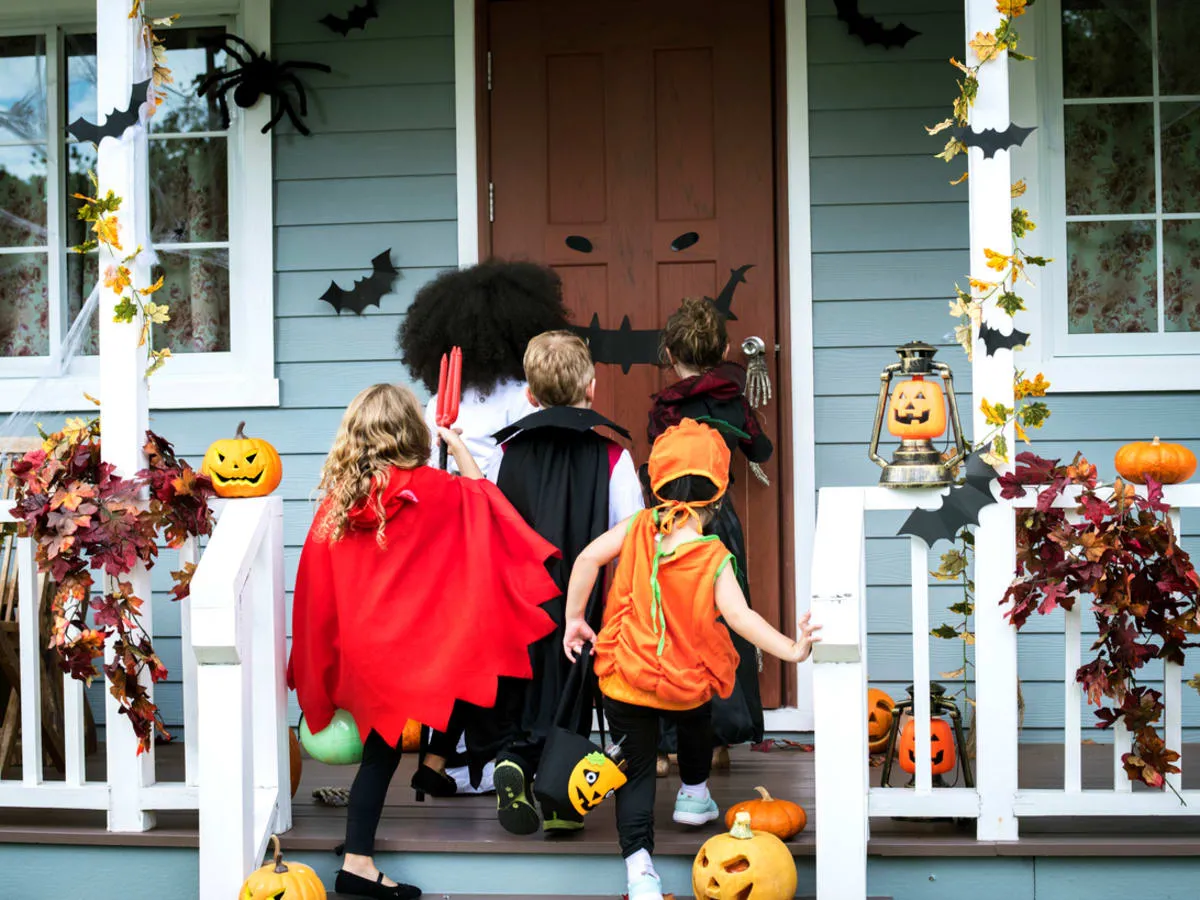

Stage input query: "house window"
[
  {"left": 1054, "top": 0, "right": 1200, "bottom": 346},
  {"left": 0, "top": 9, "right": 278, "bottom": 410}
]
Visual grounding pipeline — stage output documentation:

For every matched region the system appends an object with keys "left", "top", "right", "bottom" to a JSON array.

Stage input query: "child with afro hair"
[{"left": 398, "top": 260, "right": 572, "bottom": 482}]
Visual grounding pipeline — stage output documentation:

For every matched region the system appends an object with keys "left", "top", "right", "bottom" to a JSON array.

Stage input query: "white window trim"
[
  {"left": 1011, "top": 0, "right": 1200, "bottom": 392},
  {"left": 0, "top": 0, "right": 278, "bottom": 411}
]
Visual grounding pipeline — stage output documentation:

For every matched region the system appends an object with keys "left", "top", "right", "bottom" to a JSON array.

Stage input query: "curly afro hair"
[{"left": 398, "top": 260, "right": 572, "bottom": 395}]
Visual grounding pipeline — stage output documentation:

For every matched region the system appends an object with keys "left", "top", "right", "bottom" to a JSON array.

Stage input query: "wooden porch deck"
[{"left": 3, "top": 742, "right": 1200, "bottom": 857}]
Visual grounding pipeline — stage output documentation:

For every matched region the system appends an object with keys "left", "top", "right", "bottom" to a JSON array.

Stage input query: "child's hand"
[
  {"left": 563, "top": 617, "right": 597, "bottom": 662},
  {"left": 436, "top": 426, "right": 464, "bottom": 449},
  {"left": 788, "top": 611, "right": 822, "bottom": 663}
]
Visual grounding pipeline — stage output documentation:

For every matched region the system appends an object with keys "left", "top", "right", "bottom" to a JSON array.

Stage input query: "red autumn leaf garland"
[
  {"left": 6, "top": 418, "right": 215, "bottom": 753},
  {"left": 1000, "top": 451, "right": 1200, "bottom": 789}
]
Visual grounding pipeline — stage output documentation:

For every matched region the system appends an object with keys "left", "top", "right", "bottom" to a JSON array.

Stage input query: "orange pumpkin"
[
  {"left": 402, "top": 719, "right": 422, "bottom": 752},
  {"left": 201, "top": 421, "right": 283, "bottom": 498},
  {"left": 288, "top": 728, "right": 302, "bottom": 798},
  {"left": 867, "top": 688, "right": 895, "bottom": 754},
  {"left": 886, "top": 376, "right": 946, "bottom": 441},
  {"left": 693, "top": 811, "right": 797, "bottom": 900},
  {"left": 1114, "top": 437, "right": 1196, "bottom": 485},
  {"left": 240, "top": 834, "right": 326, "bottom": 900},
  {"left": 898, "top": 718, "right": 956, "bottom": 776},
  {"left": 724, "top": 786, "right": 806, "bottom": 839}
]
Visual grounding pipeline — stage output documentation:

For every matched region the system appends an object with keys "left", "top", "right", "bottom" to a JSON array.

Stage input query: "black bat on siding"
[
  {"left": 320, "top": 0, "right": 380, "bottom": 36},
  {"left": 320, "top": 250, "right": 399, "bottom": 315},
  {"left": 833, "top": 0, "right": 921, "bottom": 49}
]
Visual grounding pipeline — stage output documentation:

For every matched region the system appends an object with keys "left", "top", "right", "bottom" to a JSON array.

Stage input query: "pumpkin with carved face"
[
  {"left": 240, "top": 835, "right": 326, "bottom": 900},
  {"left": 567, "top": 750, "right": 627, "bottom": 816},
  {"left": 887, "top": 376, "right": 947, "bottom": 441},
  {"left": 692, "top": 811, "right": 797, "bottom": 900},
  {"left": 867, "top": 688, "right": 895, "bottom": 754},
  {"left": 202, "top": 421, "right": 283, "bottom": 498},
  {"left": 898, "top": 717, "right": 956, "bottom": 776}
]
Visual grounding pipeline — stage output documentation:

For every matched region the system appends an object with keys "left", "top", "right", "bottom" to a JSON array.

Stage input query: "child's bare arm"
[
  {"left": 562, "top": 517, "right": 631, "bottom": 660},
  {"left": 714, "top": 566, "right": 820, "bottom": 663},
  {"left": 437, "top": 427, "right": 484, "bottom": 479}
]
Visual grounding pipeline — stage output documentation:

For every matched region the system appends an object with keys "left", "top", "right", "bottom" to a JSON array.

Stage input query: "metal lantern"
[
  {"left": 868, "top": 340, "right": 967, "bottom": 488},
  {"left": 879, "top": 682, "right": 973, "bottom": 790}
]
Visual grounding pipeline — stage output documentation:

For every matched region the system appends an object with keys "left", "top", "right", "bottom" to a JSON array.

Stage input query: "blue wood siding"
[{"left": 807, "top": 0, "right": 1200, "bottom": 741}]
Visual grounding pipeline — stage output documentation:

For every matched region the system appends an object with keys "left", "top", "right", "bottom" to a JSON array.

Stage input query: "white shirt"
[
  {"left": 608, "top": 449, "right": 645, "bottom": 530},
  {"left": 424, "top": 378, "right": 537, "bottom": 483}
]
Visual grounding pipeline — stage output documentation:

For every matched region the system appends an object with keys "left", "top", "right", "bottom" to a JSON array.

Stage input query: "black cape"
[{"left": 493, "top": 406, "right": 631, "bottom": 749}]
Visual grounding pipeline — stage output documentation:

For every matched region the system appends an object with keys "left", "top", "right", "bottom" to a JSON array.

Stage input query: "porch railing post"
[
  {"left": 96, "top": 0, "right": 155, "bottom": 833},
  {"left": 965, "top": 0, "right": 1019, "bottom": 843}
]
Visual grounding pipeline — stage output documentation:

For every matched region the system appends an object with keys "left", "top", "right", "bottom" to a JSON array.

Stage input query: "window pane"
[
  {"left": 65, "top": 141, "right": 97, "bottom": 250},
  {"left": 65, "top": 252, "right": 99, "bottom": 357},
  {"left": 0, "top": 145, "right": 48, "bottom": 247},
  {"left": 1067, "top": 220, "right": 1157, "bottom": 334},
  {"left": 1065, "top": 104, "right": 1155, "bottom": 215},
  {"left": 0, "top": 35, "right": 48, "bottom": 142},
  {"left": 1161, "top": 102, "right": 1200, "bottom": 215},
  {"left": 153, "top": 27, "right": 229, "bottom": 133},
  {"left": 1062, "top": 1, "right": 1152, "bottom": 99},
  {"left": 1164, "top": 220, "right": 1200, "bottom": 333},
  {"left": 0, "top": 252, "right": 50, "bottom": 356},
  {"left": 1158, "top": 0, "right": 1200, "bottom": 95},
  {"left": 65, "top": 33, "right": 97, "bottom": 129},
  {"left": 151, "top": 248, "right": 230, "bottom": 353},
  {"left": 150, "top": 138, "right": 228, "bottom": 243}
]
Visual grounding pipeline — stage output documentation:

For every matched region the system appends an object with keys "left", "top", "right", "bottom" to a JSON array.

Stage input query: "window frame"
[
  {"left": 0, "top": 0, "right": 278, "bottom": 410},
  {"left": 1012, "top": 0, "right": 1200, "bottom": 392}
]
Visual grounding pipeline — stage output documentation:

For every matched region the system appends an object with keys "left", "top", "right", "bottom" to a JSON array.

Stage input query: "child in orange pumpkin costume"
[{"left": 562, "top": 419, "right": 820, "bottom": 900}]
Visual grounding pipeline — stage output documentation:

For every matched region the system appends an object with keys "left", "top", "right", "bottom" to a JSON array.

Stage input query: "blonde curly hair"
[{"left": 314, "top": 383, "right": 430, "bottom": 546}]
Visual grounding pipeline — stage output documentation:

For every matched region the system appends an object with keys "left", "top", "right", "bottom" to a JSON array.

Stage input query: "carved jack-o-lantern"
[
  {"left": 567, "top": 750, "right": 627, "bottom": 816},
  {"left": 898, "top": 717, "right": 956, "bottom": 776},
  {"left": 239, "top": 835, "right": 326, "bottom": 900},
  {"left": 867, "top": 688, "right": 895, "bottom": 754},
  {"left": 202, "top": 421, "right": 283, "bottom": 498},
  {"left": 887, "top": 375, "right": 947, "bottom": 441},
  {"left": 692, "top": 811, "right": 798, "bottom": 900}
]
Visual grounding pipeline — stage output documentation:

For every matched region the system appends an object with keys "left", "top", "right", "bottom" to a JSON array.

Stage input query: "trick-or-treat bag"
[{"left": 535, "top": 644, "right": 627, "bottom": 818}]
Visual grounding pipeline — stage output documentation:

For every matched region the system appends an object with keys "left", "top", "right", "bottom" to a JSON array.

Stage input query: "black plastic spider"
[{"left": 196, "top": 34, "right": 331, "bottom": 136}]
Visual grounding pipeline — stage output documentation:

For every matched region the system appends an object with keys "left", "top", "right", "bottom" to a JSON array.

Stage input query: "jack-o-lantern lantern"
[
  {"left": 240, "top": 834, "right": 326, "bottom": 900},
  {"left": 886, "top": 375, "right": 946, "bottom": 441},
  {"left": 567, "top": 750, "right": 627, "bottom": 816},
  {"left": 692, "top": 811, "right": 798, "bottom": 900},
  {"left": 867, "top": 688, "right": 895, "bottom": 754},
  {"left": 898, "top": 717, "right": 956, "bottom": 776},
  {"left": 201, "top": 421, "right": 283, "bottom": 498}
]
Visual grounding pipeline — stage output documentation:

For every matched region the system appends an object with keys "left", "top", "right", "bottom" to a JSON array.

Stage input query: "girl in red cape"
[{"left": 287, "top": 383, "right": 558, "bottom": 899}]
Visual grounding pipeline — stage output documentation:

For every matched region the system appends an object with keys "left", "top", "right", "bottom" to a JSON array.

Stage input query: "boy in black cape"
[{"left": 490, "top": 331, "right": 643, "bottom": 835}]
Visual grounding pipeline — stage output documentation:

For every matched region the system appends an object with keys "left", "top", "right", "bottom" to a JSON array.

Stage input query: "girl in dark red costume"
[{"left": 288, "top": 384, "right": 558, "bottom": 899}]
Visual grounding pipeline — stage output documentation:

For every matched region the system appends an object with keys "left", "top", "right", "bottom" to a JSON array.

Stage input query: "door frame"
[{"left": 451, "top": 0, "right": 817, "bottom": 731}]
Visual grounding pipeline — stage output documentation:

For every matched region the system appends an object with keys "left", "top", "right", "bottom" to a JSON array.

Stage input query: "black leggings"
[
  {"left": 603, "top": 697, "right": 713, "bottom": 858},
  {"left": 345, "top": 730, "right": 403, "bottom": 856}
]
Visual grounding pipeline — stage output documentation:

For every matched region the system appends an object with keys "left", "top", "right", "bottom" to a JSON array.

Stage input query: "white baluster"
[
  {"left": 1064, "top": 603, "right": 1082, "bottom": 792},
  {"left": 16, "top": 535, "right": 41, "bottom": 785},
  {"left": 911, "top": 537, "right": 932, "bottom": 794}
]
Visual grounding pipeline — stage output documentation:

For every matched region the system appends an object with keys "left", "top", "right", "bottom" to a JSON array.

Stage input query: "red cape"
[{"left": 287, "top": 466, "right": 559, "bottom": 746}]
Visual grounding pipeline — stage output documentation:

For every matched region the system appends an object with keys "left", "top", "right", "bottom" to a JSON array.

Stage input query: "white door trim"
[{"left": 452, "top": 0, "right": 816, "bottom": 731}]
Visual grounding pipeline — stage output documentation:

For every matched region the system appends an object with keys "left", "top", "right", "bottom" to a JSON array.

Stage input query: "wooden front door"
[{"left": 486, "top": 0, "right": 786, "bottom": 706}]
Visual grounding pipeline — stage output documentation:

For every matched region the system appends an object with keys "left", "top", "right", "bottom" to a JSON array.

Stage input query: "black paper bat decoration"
[
  {"left": 571, "top": 314, "right": 661, "bottom": 374},
  {"left": 67, "top": 80, "right": 150, "bottom": 146},
  {"left": 953, "top": 123, "right": 1036, "bottom": 159},
  {"left": 707, "top": 265, "right": 752, "bottom": 322},
  {"left": 979, "top": 322, "right": 1030, "bottom": 356},
  {"left": 320, "top": 0, "right": 379, "bottom": 35},
  {"left": 833, "top": 0, "right": 920, "bottom": 49},
  {"left": 896, "top": 451, "right": 998, "bottom": 547},
  {"left": 320, "top": 250, "right": 399, "bottom": 315}
]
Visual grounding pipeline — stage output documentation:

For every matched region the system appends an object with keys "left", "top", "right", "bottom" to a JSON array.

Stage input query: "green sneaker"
[
  {"left": 672, "top": 788, "right": 719, "bottom": 826},
  {"left": 494, "top": 760, "right": 539, "bottom": 835},
  {"left": 542, "top": 811, "right": 585, "bottom": 835}
]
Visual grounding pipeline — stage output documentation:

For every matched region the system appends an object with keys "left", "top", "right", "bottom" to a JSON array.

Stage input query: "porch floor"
[{"left": 2, "top": 743, "right": 1199, "bottom": 856}]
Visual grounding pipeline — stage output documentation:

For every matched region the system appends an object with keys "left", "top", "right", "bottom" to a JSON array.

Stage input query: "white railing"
[
  {"left": 190, "top": 495, "right": 291, "bottom": 900},
  {"left": 0, "top": 509, "right": 201, "bottom": 819},
  {"left": 811, "top": 482, "right": 1200, "bottom": 900}
]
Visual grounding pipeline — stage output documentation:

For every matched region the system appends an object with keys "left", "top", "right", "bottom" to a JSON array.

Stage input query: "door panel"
[{"left": 488, "top": 0, "right": 785, "bottom": 706}]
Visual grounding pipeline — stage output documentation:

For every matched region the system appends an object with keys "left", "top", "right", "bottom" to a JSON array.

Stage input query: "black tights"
[
  {"left": 345, "top": 730, "right": 403, "bottom": 857},
  {"left": 603, "top": 697, "right": 713, "bottom": 858}
]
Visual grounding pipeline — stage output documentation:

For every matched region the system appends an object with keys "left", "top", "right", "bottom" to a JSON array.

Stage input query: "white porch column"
[
  {"left": 965, "top": 0, "right": 1019, "bottom": 841},
  {"left": 97, "top": 2, "right": 155, "bottom": 832}
]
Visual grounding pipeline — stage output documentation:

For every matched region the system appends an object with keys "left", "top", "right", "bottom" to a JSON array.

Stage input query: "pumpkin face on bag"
[
  {"left": 201, "top": 421, "right": 283, "bottom": 498},
  {"left": 898, "top": 718, "right": 956, "bottom": 776},
  {"left": 693, "top": 811, "right": 798, "bottom": 900},
  {"left": 567, "top": 750, "right": 627, "bottom": 816},
  {"left": 887, "top": 377, "right": 946, "bottom": 441},
  {"left": 867, "top": 688, "right": 895, "bottom": 753}
]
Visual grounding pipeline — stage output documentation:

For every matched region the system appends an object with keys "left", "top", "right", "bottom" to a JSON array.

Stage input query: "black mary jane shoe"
[
  {"left": 410, "top": 764, "right": 457, "bottom": 799},
  {"left": 334, "top": 868, "right": 422, "bottom": 900}
]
